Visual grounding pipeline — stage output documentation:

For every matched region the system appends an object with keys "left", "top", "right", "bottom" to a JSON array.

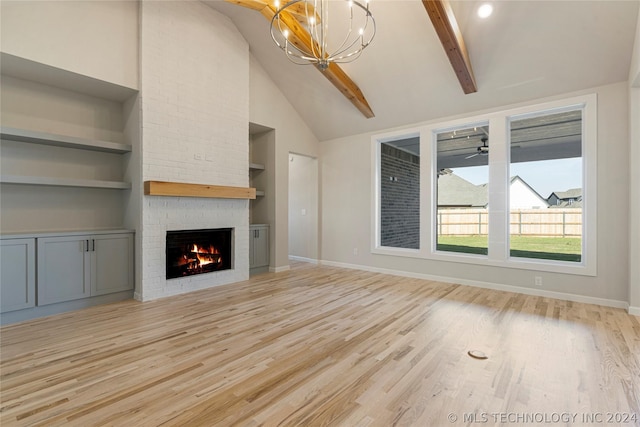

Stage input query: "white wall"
[
  {"left": 630, "top": 7, "right": 640, "bottom": 87},
  {"left": 249, "top": 56, "right": 320, "bottom": 270},
  {"left": 321, "top": 82, "right": 630, "bottom": 307},
  {"left": 630, "top": 87, "right": 639, "bottom": 314},
  {"left": 289, "top": 153, "right": 319, "bottom": 261},
  {"left": 0, "top": 0, "right": 138, "bottom": 90},
  {"left": 138, "top": 1, "right": 250, "bottom": 300},
  {"left": 628, "top": 7, "right": 640, "bottom": 315}
]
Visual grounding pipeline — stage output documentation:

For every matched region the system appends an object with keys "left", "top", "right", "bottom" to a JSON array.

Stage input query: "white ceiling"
[{"left": 205, "top": 0, "right": 639, "bottom": 142}]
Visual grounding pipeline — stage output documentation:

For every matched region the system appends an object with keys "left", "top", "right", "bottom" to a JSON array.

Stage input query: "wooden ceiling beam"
[
  {"left": 422, "top": 0, "right": 478, "bottom": 94},
  {"left": 227, "top": 0, "right": 375, "bottom": 118}
]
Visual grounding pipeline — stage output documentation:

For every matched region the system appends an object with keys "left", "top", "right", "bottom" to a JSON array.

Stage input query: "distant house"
[
  {"left": 437, "top": 172, "right": 548, "bottom": 209},
  {"left": 509, "top": 176, "right": 549, "bottom": 209},
  {"left": 437, "top": 170, "right": 487, "bottom": 208},
  {"left": 547, "top": 188, "right": 582, "bottom": 208}
]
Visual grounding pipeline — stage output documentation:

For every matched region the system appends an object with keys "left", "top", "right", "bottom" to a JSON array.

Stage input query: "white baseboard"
[
  {"left": 629, "top": 306, "right": 640, "bottom": 316},
  {"left": 270, "top": 265, "right": 291, "bottom": 273},
  {"left": 288, "top": 255, "right": 319, "bottom": 264},
  {"left": 320, "top": 260, "right": 629, "bottom": 311}
]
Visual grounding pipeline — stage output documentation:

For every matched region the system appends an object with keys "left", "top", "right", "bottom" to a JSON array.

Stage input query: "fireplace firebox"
[{"left": 166, "top": 228, "right": 233, "bottom": 279}]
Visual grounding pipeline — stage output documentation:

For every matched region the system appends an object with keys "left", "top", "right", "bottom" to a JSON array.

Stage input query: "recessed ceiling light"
[{"left": 477, "top": 3, "right": 493, "bottom": 19}]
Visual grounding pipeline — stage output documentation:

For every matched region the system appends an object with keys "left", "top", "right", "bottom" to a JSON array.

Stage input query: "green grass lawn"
[{"left": 436, "top": 235, "right": 582, "bottom": 262}]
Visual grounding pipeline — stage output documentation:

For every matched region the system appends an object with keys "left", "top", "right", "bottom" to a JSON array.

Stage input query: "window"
[
  {"left": 435, "top": 124, "right": 489, "bottom": 256},
  {"left": 378, "top": 135, "right": 420, "bottom": 250},
  {"left": 509, "top": 109, "right": 583, "bottom": 263},
  {"left": 373, "top": 94, "right": 596, "bottom": 275}
]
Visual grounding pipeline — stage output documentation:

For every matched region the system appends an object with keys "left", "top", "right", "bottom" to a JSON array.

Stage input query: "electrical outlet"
[
  {"left": 353, "top": 248, "right": 359, "bottom": 255},
  {"left": 534, "top": 276, "right": 543, "bottom": 286}
]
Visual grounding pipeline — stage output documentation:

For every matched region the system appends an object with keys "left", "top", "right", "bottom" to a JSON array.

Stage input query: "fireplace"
[{"left": 166, "top": 228, "right": 233, "bottom": 279}]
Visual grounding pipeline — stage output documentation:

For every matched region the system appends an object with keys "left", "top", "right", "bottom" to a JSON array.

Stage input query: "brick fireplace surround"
[{"left": 136, "top": 1, "right": 250, "bottom": 301}]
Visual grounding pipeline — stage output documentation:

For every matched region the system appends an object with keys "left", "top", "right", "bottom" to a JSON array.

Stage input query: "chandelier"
[{"left": 270, "top": 0, "right": 376, "bottom": 70}]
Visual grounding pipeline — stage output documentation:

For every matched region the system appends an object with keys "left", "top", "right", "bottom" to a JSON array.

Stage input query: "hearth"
[{"left": 166, "top": 228, "right": 233, "bottom": 279}]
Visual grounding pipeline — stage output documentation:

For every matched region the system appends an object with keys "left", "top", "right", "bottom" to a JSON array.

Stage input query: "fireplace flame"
[{"left": 190, "top": 244, "right": 222, "bottom": 268}]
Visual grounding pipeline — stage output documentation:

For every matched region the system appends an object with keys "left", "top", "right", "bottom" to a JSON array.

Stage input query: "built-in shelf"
[
  {"left": 249, "top": 162, "right": 265, "bottom": 171},
  {"left": 1, "top": 175, "right": 131, "bottom": 190},
  {"left": 1, "top": 52, "right": 138, "bottom": 102},
  {"left": 144, "top": 181, "right": 256, "bottom": 199},
  {"left": 1, "top": 126, "right": 131, "bottom": 154}
]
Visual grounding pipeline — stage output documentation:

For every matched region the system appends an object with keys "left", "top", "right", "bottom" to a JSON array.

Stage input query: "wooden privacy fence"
[{"left": 437, "top": 208, "right": 582, "bottom": 237}]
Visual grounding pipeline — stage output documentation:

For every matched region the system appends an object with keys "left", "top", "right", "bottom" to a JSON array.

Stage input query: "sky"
[{"left": 452, "top": 157, "right": 582, "bottom": 198}]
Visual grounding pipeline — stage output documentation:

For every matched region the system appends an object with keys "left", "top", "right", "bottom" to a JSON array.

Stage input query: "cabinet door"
[
  {"left": 38, "top": 236, "right": 90, "bottom": 305},
  {"left": 91, "top": 233, "right": 134, "bottom": 296},
  {"left": 252, "top": 226, "right": 269, "bottom": 268},
  {"left": 1, "top": 238, "right": 36, "bottom": 313}
]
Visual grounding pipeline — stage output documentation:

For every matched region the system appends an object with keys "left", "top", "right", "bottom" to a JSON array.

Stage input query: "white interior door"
[{"left": 288, "top": 153, "right": 318, "bottom": 262}]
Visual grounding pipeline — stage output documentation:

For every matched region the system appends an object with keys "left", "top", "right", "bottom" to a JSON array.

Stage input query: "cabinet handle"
[{"left": 83, "top": 239, "right": 96, "bottom": 252}]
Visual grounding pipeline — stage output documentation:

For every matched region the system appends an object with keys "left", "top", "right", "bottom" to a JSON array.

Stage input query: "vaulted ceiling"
[{"left": 206, "top": 0, "right": 639, "bottom": 142}]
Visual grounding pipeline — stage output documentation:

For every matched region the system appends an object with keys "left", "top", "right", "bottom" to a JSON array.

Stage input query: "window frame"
[
  {"left": 372, "top": 93, "right": 597, "bottom": 276},
  {"left": 371, "top": 129, "right": 422, "bottom": 257}
]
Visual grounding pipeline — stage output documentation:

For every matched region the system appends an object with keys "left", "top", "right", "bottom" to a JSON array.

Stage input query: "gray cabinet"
[
  {"left": 38, "top": 233, "right": 134, "bottom": 306},
  {"left": 0, "top": 238, "right": 36, "bottom": 313},
  {"left": 37, "top": 236, "right": 89, "bottom": 305},
  {"left": 91, "top": 233, "right": 134, "bottom": 296},
  {"left": 250, "top": 224, "right": 269, "bottom": 273}
]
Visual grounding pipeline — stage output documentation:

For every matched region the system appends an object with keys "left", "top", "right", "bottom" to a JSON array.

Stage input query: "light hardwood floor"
[{"left": 1, "top": 262, "right": 639, "bottom": 426}]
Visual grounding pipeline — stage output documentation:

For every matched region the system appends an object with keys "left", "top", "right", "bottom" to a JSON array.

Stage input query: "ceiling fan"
[{"left": 465, "top": 137, "right": 489, "bottom": 159}]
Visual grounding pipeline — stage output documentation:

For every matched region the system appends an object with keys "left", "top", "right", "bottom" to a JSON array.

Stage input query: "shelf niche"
[{"left": 0, "top": 62, "right": 138, "bottom": 234}]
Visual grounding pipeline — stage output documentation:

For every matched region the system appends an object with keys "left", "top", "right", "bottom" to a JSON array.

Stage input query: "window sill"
[{"left": 372, "top": 245, "right": 596, "bottom": 276}]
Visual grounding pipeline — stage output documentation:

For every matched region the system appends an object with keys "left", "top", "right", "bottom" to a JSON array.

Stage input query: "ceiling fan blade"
[{"left": 465, "top": 153, "right": 479, "bottom": 159}]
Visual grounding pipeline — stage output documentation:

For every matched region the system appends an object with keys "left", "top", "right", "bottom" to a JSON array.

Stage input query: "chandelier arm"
[
  {"left": 327, "top": 29, "right": 371, "bottom": 61},
  {"left": 309, "top": 0, "right": 322, "bottom": 61},
  {"left": 327, "top": 2, "right": 375, "bottom": 61},
  {"left": 319, "top": 0, "right": 328, "bottom": 62},
  {"left": 325, "top": 0, "right": 358, "bottom": 60},
  {"left": 328, "top": 24, "right": 373, "bottom": 60},
  {"left": 331, "top": 49, "right": 363, "bottom": 65},
  {"left": 272, "top": 4, "right": 321, "bottom": 63}
]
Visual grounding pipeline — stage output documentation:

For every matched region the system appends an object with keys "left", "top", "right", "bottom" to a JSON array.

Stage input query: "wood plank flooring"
[{"left": 1, "top": 262, "right": 639, "bottom": 426}]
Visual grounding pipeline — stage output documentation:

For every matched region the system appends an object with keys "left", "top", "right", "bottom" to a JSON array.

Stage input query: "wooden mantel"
[{"left": 144, "top": 181, "right": 256, "bottom": 199}]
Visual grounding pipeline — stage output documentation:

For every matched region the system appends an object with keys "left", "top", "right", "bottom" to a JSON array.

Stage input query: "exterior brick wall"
[
  {"left": 380, "top": 144, "right": 420, "bottom": 249},
  {"left": 138, "top": 1, "right": 250, "bottom": 300}
]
